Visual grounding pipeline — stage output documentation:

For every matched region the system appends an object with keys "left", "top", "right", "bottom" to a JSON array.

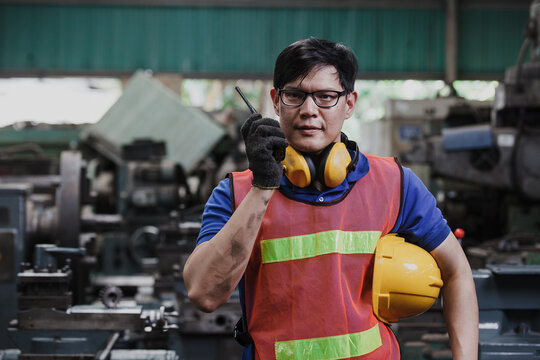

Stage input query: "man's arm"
[
  {"left": 431, "top": 232, "right": 479, "bottom": 360},
  {"left": 183, "top": 186, "right": 273, "bottom": 312},
  {"left": 184, "top": 114, "right": 288, "bottom": 313}
]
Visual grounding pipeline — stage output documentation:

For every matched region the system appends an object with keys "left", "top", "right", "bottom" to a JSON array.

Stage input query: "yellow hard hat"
[{"left": 372, "top": 234, "right": 444, "bottom": 324}]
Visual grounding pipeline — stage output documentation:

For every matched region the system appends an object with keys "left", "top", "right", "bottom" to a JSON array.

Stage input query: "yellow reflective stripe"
[
  {"left": 275, "top": 323, "right": 382, "bottom": 360},
  {"left": 261, "top": 230, "right": 381, "bottom": 264}
]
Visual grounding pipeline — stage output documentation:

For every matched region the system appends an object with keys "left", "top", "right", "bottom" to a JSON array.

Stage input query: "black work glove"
[{"left": 241, "top": 114, "right": 288, "bottom": 189}]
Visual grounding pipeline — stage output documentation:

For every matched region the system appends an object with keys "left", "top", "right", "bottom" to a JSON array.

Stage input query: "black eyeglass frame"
[{"left": 278, "top": 89, "right": 348, "bottom": 108}]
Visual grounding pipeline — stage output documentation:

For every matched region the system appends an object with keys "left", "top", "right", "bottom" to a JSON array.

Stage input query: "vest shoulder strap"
[
  {"left": 364, "top": 154, "right": 404, "bottom": 232},
  {"left": 229, "top": 170, "right": 253, "bottom": 211}
]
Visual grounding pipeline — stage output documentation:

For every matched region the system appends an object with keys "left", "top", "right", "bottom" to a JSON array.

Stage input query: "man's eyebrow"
[
  {"left": 281, "top": 86, "right": 302, "bottom": 90},
  {"left": 281, "top": 87, "right": 341, "bottom": 92}
]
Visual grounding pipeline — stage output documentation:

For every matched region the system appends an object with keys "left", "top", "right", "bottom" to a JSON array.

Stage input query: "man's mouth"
[
  {"left": 296, "top": 125, "right": 321, "bottom": 133},
  {"left": 296, "top": 126, "right": 321, "bottom": 136}
]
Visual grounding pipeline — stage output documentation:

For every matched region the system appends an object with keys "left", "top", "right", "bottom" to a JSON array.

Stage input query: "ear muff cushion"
[
  {"left": 321, "top": 142, "right": 351, "bottom": 188},
  {"left": 282, "top": 146, "right": 316, "bottom": 188}
]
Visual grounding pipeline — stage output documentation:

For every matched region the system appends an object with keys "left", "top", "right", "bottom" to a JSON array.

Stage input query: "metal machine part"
[
  {"left": 109, "top": 350, "right": 178, "bottom": 360},
  {"left": 0, "top": 143, "right": 54, "bottom": 177},
  {"left": 128, "top": 225, "right": 160, "bottom": 268},
  {"left": 16, "top": 306, "right": 145, "bottom": 331},
  {"left": 56, "top": 151, "right": 84, "bottom": 248},
  {"left": 142, "top": 305, "right": 179, "bottom": 333},
  {"left": 17, "top": 244, "right": 87, "bottom": 311},
  {"left": 404, "top": 126, "right": 538, "bottom": 195},
  {"left": 113, "top": 140, "right": 192, "bottom": 217},
  {"left": 466, "top": 232, "right": 540, "bottom": 269},
  {"left": 17, "top": 267, "right": 72, "bottom": 311},
  {"left": 0, "top": 185, "right": 30, "bottom": 349},
  {"left": 1, "top": 151, "right": 89, "bottom": 248},
  {"left": 119, "top": 161, "right": 186, "bottom": 215},
  {"left": 475, "top": 265, "right": 540, "bottom": 359},
  {"left": 11, "top": 260, "right": 181, "bottom": 358},
  {"left": 180, "top": 301, "right": 241, "bottom": 335},
  {"left": 99, "top": 285, "right": 123, "bottom": 309},
  {"left": 8, "top": 244, "right": 179, "bottom": 359}
]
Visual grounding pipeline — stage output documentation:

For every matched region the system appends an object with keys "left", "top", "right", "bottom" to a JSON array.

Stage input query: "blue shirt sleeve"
[
  {"left": 196, "top": 177, "right": 233, "bottom": 246},
  {"left": 391, "top": 167, "right": 451, "bottom": 252}
]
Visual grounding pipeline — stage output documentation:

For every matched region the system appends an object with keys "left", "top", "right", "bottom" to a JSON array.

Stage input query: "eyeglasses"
[{"left": 278, "top": 89, "right": 347, "bottom": 108}]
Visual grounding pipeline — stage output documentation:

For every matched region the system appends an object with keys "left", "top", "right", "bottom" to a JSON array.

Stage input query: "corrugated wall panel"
[
  {"left": 0, "top": 5, "right": 445, "bottom": 77},
  {"left": 458, "top": 9, "right": 529, "bottom": 75},
  {"left": 0, "top": 5, "right": 529, "bottom": 79}
]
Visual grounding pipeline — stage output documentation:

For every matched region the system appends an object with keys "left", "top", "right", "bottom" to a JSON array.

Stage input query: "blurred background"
[{"left": 0, "top": 1, "right": 539, "bottom": 359}]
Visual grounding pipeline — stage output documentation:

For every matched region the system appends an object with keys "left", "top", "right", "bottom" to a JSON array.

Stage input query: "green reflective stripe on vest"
[
  {"left": 275, "top": 323, "right": 382, "bottom": 360},
  {"left": 261, "top": 230, "right": 381, "bottom": 264}
]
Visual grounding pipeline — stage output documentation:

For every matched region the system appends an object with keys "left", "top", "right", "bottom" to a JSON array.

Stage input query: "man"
[{"left": 183, "top": 37, "right": 478, "bottom": 359}]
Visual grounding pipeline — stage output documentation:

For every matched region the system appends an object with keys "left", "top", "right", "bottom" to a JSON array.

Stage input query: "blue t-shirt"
[{"left": 196, "top": 151, "right": 450, "bottom": 252}]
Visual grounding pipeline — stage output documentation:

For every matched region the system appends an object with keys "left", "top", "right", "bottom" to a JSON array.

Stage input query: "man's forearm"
[
  {"left": 442, "top": 270, "right": 479, "bottom": 359},
  {"left": 183, "top": 187, "right": 274, "bottom": 312},
  {"left": 432, "top": 234, "right": 479, "bottom": 360}
]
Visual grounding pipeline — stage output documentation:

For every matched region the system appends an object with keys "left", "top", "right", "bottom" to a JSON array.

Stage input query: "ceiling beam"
[
  {"left": 0, "top": 69, "right": 505, "bottom": 81},
  {"left": 0, "top": 0, "right": 531, "bottom": 9}
]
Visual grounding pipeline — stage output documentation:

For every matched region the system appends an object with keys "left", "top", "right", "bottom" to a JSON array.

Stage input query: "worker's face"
[{"left": 271, "top": 65, "right": 357, "bottom": 154}]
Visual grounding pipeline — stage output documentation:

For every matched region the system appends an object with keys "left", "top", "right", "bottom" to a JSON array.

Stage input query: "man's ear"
[
  {"left": 344, "top": 91, "right": 358, "bottom": 119},
  {"left": 270, "top": 88, "right": 280, "bottom": 116}
]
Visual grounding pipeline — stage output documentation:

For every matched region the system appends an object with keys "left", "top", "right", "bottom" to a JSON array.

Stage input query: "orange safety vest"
[{"left": 231, "top": 154, "right": 403, "bottom": 360}]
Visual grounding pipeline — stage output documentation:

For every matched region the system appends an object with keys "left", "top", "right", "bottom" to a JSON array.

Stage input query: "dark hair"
[{"left": 273, "top": 37, "right": 358, "bottom": 93}]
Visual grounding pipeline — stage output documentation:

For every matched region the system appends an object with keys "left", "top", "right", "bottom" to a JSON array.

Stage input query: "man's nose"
[{"left": 300, "top": 94, "right": 318, "bottom": 116}]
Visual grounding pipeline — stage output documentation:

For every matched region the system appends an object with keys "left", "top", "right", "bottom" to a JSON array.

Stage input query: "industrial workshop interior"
[{"left": 1, "top": 0, "right": 539, "bottom": 359}]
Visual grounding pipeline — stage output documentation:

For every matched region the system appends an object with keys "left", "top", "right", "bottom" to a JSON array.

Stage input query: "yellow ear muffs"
[
  {"left": 281, "top": 146, "right": 316, "bottom": 188},
  {"left": 282, "top": 142, "right": 352, "bottom": 188},
  {"left": 319, "top": 142, "right": 352, "bottom": 188}
]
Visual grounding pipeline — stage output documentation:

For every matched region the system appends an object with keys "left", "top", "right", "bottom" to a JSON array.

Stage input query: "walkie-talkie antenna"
[
  {"left": 235, "top": 86, "right": 258, "bottom": 115},
  {"left": 235, "top": 85, "right": 286, "bottom": 162}
]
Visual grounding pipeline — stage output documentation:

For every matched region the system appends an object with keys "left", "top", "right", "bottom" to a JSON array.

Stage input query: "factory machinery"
[
  {"left": 401, "top": 0, "right": 540, "bottom": 264},
  {"left": 393, "top": 1, "right": 540, "bottom": 358},
  {"left": 0, "top": 136, "right": 242, "bottom": 359}
]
